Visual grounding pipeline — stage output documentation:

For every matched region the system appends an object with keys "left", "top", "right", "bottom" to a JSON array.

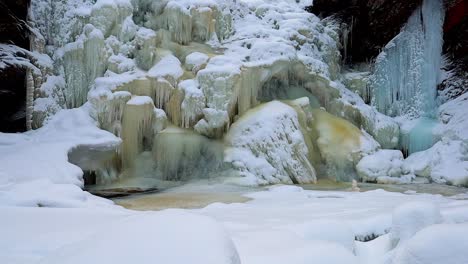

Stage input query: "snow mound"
[
  {"left": 391, "top": 223, "right": 468, "bottom": 264},
  {"left": 357, "top": 150, "right": 405, "bottom": 182},
  {"left": 390, "top": 201, "right": 442, "bottom": 247},
  {"left": 403, "top": 140, "right": 468, "bottom": 186},
  {"left": 39, "top": 210, "right": 241, "bottom": 264},
  {"left": 289, "top": 220, "right": 355, "bottom": 253},
  {"left": 0, "top": 106, "right": 120, "bottom": 207}
]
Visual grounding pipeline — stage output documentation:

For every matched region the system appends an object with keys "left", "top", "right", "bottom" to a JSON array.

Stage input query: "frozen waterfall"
[{"left": 371, "top": 0, "right": 445, "bottom": 154}]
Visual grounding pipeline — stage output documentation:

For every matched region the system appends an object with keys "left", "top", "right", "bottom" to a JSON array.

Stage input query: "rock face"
[
  {"left": 0, "top": 0, "right": 30, "bottom": 132},
  {"left": 307, "top": 0, "right": 422, "bottom": 63},
  {"left": 439, "top": 0, "right": 468, "bottom": 101}
]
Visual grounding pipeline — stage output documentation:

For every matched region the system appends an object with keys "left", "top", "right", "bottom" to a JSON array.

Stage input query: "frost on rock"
[
  {"left": 224, "top": 101, "right": 317, "bottom": 186},
  {"left": 356, "top": 150, "right": 405, "bottom": 183},
  {"left": 390, "top": 202, "right": 442, "bottom": 248}
]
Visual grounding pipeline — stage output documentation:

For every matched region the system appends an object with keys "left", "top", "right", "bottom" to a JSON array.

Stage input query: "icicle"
[
  {"left": 153, "top": 5, "right": 193, "bottom": 45},
  {"left": 192, "top": 7, "right": 216, "bottom": 42},
  {"left": 25, "top": 68, "right": 34, "bottom": 131},
  {"left": 94, "top": 91, "right": 132, "bottom": 137},
  {"left": 371, "top": 0, "right": 445, "bottom": 118},
  {"left": 152, "top": 126, "right": 224, "bottom": 181},
  {"left": 121, "top": 96, "right": 155, "bottom": 169}
]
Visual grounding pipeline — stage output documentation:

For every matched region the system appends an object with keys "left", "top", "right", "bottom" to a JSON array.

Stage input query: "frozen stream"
[
  {"left": 2, "top": 182, "right": 468, "bottom": 264},
  {"left": 112, "top": 180, "right": 468, "bottom": 211}
]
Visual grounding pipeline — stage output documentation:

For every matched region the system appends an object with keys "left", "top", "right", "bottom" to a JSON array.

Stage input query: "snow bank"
[
  {"left": 390, "top": 202, "right": 442, "bottom": 247},
  {"left": 39, "top": 210, "right": 240, "bottom": 264},
  {"left": 0, "top": 106, "right": 120, "bottom": 207},
  {"left": 391, "top": 223, "right": 468, "bottom": 264},
  {"left": 403, "top": 140, "right": 468, "bottom": 186}
]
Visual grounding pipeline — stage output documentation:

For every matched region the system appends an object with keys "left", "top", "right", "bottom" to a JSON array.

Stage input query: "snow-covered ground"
[{"left": 1, "top": 185, "right": 468, "bottom": 264}]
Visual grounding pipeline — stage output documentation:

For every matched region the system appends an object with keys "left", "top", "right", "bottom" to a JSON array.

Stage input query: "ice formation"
[
  {"left": 371, "top": 0, "right": 444, "bottom": 118},
  {"left": 224, "top": 101, "right": 317, "bottom": 185},
  {"left": 7, "top": 0, "right": 462, "bottom": 189},
  {"left": 370, "top": 0, "right": 445, "bottom": 154}
]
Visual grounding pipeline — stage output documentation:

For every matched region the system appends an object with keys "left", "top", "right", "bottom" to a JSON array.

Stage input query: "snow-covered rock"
[
  {"left": 39, "top": 210, "right": 241, "bottom": 264},
  {"left": 403, "top": 140, "right": 468, "bottom": 186},
  {"left": 356, "top": 150, "right": 405, "bottom": 182},
  {"left": 224, "top": 101, "right": 317, "bottom": 186},
  {"left": 185, "top": 52, "right": 210, "bottom": 74},
  {"left": 390, "top": 202, "right": 442, "bottom": 247}
]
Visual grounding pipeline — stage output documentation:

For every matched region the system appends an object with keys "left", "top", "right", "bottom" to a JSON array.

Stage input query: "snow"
[
  {"left": 403, "top": 140, "right": 468, "bottom": 186},
  {"left": 224, "top": 101, "right": 317, "bottom": 185},
  {"left": 390, "top": 223, "right": 468, "bottom": 264},
  {"left": 357, "top": 150, "right": 405, "bottom": 182},
  {"left": 0, "top": 106, "right": 120, "bottom": 206},
  {"left": 39, "top": 210, "right": 240, "bottom": 264},
  {"left": 2, "top": 185, "right": 468, "bottom": 264},
  {"left": 390, "top": 201, "right": 442, "bottom": 247},
  {"left": 148, "top": 54, "right": 184, "bottom": 80},
  {"left": 126, "top": 95, "right": 154, "bottom": 105}
]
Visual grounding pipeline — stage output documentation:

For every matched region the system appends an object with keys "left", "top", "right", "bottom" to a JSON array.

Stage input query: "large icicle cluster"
[
  {"left": 371, "top": 0, "right": 444, "bottom": 118},
  {"left": 369, "top": 0, "right": 445, "bottom": 155}
]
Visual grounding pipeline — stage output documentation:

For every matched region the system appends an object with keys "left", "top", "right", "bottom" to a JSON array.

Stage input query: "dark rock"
[
  {"left": 0, "top": 0, "right": 30, "bottom": 132},
  {"left": 439, "top": 0, "right": 468, "bottom": 101},
  {"left": 307, "top": 0, "right": 421, "bottom": 63},
  {"left": 88, "top": 187, "right": 159, "bottom": 199}
]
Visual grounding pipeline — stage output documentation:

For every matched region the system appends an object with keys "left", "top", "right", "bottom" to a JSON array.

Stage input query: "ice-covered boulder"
[
  {"left": 195, "top": 108, "right": 230, "bottom": 138},
  {"left": 224, "top": 101, "right": 317, "bottom": 186},
  {"left": 185, "top": 52, "right": 210, "bottom": 74},
  {"left": 356, "top": 150, "right": 405, "bottom": 182},
  {"left": 148, "top": 54, "right": 184, "bottom": 86},
  {"left": 391, "top": 223, "right": 468, "bottom": 264},
  {"left": 39, "top": 210, "right": 241, "bottom": 264},
  {"left": 390, "top": 202, "right": 442, "bottom": 247}
]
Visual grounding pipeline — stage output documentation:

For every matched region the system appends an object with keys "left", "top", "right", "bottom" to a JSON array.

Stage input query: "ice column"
[
  {"left": 371, "top": 0, "right": 444, "bottom": 154},
  {"left": 372, "top": 0, "right": 444, "bottom": 117}
]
